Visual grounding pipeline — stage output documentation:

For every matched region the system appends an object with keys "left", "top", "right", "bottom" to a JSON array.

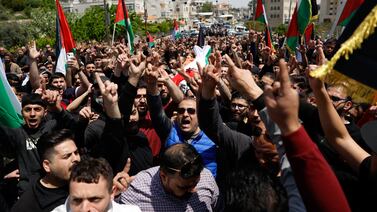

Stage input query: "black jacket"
[
  {"left": 92, "top": 80, "right": 153, "bottom": 175},
  {"left": 198, "top": 98, "right": 259, "bottom": 190},
  {"left": 0, "top": 110, "right": 78, "bottom": 195},
  {"left": 11, "top": 178, "right": 68, "bottom": 212}
]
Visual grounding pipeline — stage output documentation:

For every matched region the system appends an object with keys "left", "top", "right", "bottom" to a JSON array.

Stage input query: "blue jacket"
[
  {"left": 166, "top": 123, "right": 217, "bottom": 177},
  {"left": 146, "top": 94, "right": 217, "bottom": 177}
]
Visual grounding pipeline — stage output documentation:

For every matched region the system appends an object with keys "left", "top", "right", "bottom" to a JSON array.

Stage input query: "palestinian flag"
[
  {"left": 255, "top": 0, "right": 267, "bottom": 24},
  {"left": 304, "top": 22, "right": 314, "bottom": 44},
  {"left": 286, "top": 0, "right": 311, "bottom": 52},
  {"left": 286, "top": 4, "right": 299, "bottom": 52},
  {"left": 146, "top": 32, "right": 155, "bottom": 48},
  {"left": 172, "top": 19, "right": 181, "bottom": 40},
  {"left": 0, "top": 60, "right": 23, "bottom": 128},
  {"left": 297, "top": 0, "right": 312, "bottom": 35},
  {"left": 194, "top": 45, "right": 211, "bottom": 68},
  {"left": 115, "top": 0, "right": 135, "bottom": 54},
  {"left": 337, "top": 0, "right": 364, "bottom": 26},
  {"left": 310, "top": 0, "right": 377, "bottom": 103},
  {"left": 265, "top": 25, "right": 274, "bottom": 50},
  {"left": 55, "top": 0, "right": 75, "bottom": 75}
]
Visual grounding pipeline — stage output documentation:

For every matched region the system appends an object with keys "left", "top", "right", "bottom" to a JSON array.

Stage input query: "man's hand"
[
  {"left": 40, "top": 81, "right": 62, "bottom": 112},
  {"left": 128, "top": 59, "right": 146, "bottom": 87},
  {"left": 307, "top": 65, "right": 326, "bottom": 93},
  {"left": 265, "top": 59, "right": 300, "bottom": 135},
  {"left": 224, "top": 54, "right": 263, "bottom": 101},
  {"left": 28, "top": 41, "right": 40, "bottom": 61},
  {"left": 201, "top": 64, "right": 220, "bottom": 100},
  {"left": 4, "top": 169, "right": 20, "bottom": 180},
  {"left": 67, "top": 57, "right": 80, "bottom": 74},
  {"left": 144, "top": 63, "right": 160, "bottom": 95},
  {"left": 157, "top": 67, "right": 170, "bottom": 84},
  {"left": 79, "top": 97, "right": 94, "bottom": 122},
  {"left": 95, "top": 73, "right": 118, "bottom": 105},
  {"left": 112, "top": 158, "right": 135, "bottom": 198}
]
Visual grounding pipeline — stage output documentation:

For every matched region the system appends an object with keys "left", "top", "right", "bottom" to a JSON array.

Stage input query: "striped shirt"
[{"left": 119, "top": 166, "right": 220, "bottom": 211}]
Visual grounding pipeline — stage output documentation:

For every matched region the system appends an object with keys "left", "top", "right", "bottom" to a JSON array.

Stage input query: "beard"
[{"left": 161, "top": 93, "right": 171, "bottom": 106}]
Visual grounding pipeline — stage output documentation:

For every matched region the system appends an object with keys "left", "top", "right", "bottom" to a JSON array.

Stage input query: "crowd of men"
[{"left": 0, "top": 28, "right": 376, "bottom": 212}]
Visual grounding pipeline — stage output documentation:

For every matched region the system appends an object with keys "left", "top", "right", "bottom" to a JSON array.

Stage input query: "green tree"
[
  {"left": 71, "top": 6, "right": 107, "bottom": 41},
  {"left": 0, "top": 23, "right": 30, "bottom": 47},
  {"left": 201, "top": 2, "right": 213, "bottom": 12},
  {"left": 28, "top": 8, "right": 55, "bottom": 38},
  {"left": 245, "top": 20, "right": 265, "bottom": 32},
  {"left": 274, "top": 24, "right": 287, "bottom": 35}
]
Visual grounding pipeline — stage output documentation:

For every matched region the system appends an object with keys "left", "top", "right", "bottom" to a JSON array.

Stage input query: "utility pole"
[
  {"left": 144, "top": 0, "right": 148, "bottom": 34},
  {"left": 104, "top": 0, "right": 111, "bottom": 43}
]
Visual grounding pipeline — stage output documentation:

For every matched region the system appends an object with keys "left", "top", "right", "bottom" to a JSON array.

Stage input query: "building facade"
[
  {"left": 319, "top": 0, "right": 345, "bottom": 23},
  {"left": 264, "top": 0, "right": 295, "bottom": 28}
]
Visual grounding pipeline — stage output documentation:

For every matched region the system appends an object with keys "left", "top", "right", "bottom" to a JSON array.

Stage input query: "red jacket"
[{"left": 282, "top": 126, "right": 351, "bottom": 212}]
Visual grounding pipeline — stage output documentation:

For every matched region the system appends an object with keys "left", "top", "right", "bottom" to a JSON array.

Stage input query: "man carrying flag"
[
  {"left": 115, "top": 0, "right": 135, "bottom": 54},
  {"left": 55, "top": 0, "right": 75, "bottom": 75}
]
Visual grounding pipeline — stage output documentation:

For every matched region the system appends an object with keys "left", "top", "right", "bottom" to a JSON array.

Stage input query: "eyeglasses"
[
  {"left": 166, "top": 156, "right": 201, "bottom": 179},
  {"left": 231, "top": 103, "right": 248, "bottom": 110},
  {"left": 329, "top": 95, "right": 348, "bottom": 102},
  {"left": 177, "top": 107, "right": 196, "bottom": 115}
]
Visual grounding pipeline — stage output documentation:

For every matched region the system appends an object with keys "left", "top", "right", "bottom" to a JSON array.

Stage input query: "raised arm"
[
  {"left": 223, "top": 54, "right": 306, "bottom": 211},
  {"left": 264, "top": 60, "right": 350, "bottom": 212},
  {"left": 92, "top": 72, "right": 130, "bottom": 173},
  {"left": 308, "top": 66, "right": 370, "bottom": 172},
  {"left": 66, "top": 85, "right": 92, "bottom": 112},
  {"left": 28, "top": 41, "right": 41, "bottom": 90},
  {"left": 145, "top": 64, "right": 172, "bottom": 143},
  {"left": 157, "top": 68, "right": 184, "bottom": 103},
  {"left": 67, "top": 58, "right": 91, "bottom": 97},
  {"left": 118, "top": 57, "right": 145, "bottom": 126},
  {"left": 199, "top": 65, "right": 253, "bottom": 160}
]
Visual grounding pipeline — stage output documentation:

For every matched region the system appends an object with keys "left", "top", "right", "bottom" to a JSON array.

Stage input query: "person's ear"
[
  {"left": 344, "top": 101, "right": 353, "bottom": 111},
  {"left": 159, "top": 170, "right": 168, "bottom": 185},
  {"left": 42, "top": 159, "right": 51, "bottom": 173}
]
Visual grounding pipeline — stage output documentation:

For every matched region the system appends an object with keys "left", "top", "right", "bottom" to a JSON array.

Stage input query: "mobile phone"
[{"left": 67, "top": 52, "right": 75, "bottom": 61}]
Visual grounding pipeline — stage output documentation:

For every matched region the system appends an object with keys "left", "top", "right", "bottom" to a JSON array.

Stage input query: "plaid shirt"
[{"left": 119, "top": 166, "right": 220, "bottom": 211}]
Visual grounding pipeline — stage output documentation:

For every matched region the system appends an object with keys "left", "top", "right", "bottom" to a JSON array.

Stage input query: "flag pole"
[{"left": 112, "top": 23, "right": 116, "bottom": 46}]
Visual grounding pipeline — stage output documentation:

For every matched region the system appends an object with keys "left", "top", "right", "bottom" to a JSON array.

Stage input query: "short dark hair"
[
  {"left": 70, "top": 157, "right": 113, "bottom": 192},
  {"left": 160, "top": 143, "right": 203, "bottom": 179},
  {"left": 225, "top": 168, "right": 288, "bottom": 212},
  {"left": 22, "top": 93, "right": 46, "bottom": 108},
  {"left": 37, "top": 129, "right": 75, "bottom": 161},
  {"left": 50, "top": 72, "right": 66, "bottom": 81},
  {"left": 231, "top": 91, "right": 247, "bottom": 101}
]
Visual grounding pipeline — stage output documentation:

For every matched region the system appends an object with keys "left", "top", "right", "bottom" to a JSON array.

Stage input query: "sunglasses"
[
  {"left": 177, "top": 107, "right": 196, "bottom": 115},
  {"left": 329, "top": 95, "right": 348, "bottom": 102},
  {"left": 166, "top": 155, "right": 201, "bottom": 179}
]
